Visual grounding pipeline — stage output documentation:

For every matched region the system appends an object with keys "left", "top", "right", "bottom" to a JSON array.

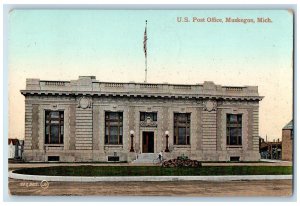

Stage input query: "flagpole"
[
  {"left": 145, "top": 55, "right": 147, "bottom": 83},
  {"left": 144, "top": 20, "right": 148, "bottom": 83}
]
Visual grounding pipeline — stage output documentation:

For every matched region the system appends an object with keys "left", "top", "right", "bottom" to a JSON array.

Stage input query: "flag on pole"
[{"left": 143, "top": 20, "right": 147, "bottom": 57}]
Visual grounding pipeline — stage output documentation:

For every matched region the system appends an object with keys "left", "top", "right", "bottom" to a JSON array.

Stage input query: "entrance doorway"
[{"left": 142, "top": 131, "right": 154, "bottom": 153}]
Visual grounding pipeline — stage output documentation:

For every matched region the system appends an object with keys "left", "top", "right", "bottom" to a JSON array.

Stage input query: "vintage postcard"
[{"left": 6, "top": 8, "right": 293, "bottom": 198}]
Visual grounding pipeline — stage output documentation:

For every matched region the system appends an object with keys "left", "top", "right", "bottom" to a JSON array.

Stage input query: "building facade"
[
  {"left": 8, "top": 139, "right": 24, "bottom": 159},
  {"left": 282, "top": 120, "right": 293, "bottom": 161},
  {"left": 21, "top": 76, "right": 263, "bottom": 162},
  {"left": 259, "top": 137, "right": 282, "bottom": 160}
]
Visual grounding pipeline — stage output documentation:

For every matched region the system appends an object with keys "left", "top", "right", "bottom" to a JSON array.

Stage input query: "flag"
[{"left": 143, "top": 21, "right": 147, "bottom": 57}]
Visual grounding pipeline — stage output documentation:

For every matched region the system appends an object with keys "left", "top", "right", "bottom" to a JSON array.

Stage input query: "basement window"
[
  {"left": 48, "top": 156, "right": 60, "bottom": 162},
  {"left": 230, "top": 156, "right": 240, "bottom": 162},
  {"left": 108, "top": 156, "right": 120, "bottom": 162}
]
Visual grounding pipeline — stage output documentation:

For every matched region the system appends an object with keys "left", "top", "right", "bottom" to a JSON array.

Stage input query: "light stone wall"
[
  {"left": 22, "top": 77, "right": 262, "bottom": 162},
  {"left": 23, "top": 96, "right": 261, "bottom": 162}
]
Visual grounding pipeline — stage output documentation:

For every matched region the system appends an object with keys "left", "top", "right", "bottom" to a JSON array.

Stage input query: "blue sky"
[{"left": 8, "top": 10, "right": 293, "bottom": 139}]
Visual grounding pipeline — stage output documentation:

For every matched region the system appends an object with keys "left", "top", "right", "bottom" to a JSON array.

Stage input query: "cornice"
[{"left": 20, "top": 90, "right": 263, "bottom": 101}]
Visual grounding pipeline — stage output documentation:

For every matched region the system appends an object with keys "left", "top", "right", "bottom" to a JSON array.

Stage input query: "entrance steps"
[{"left": 132, "top": 153, "right": 157, "bottom": 164}]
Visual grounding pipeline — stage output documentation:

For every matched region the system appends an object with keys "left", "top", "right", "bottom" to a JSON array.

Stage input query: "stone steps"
[{"left": 132, "top": 153, "right": 158, "bottom": 164}]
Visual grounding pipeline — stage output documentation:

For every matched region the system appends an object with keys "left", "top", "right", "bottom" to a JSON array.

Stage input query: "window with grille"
[
  {"left": 174, "top": 113, "right": 190, "bottom": 145},
  {"left": 140, "top": 112, "right": 157, "bottom": 121},
  {"left": 105, "top": 112, "right": 123, "bottom": 145},
  {"left": 45, "top": 111, "right": 64, "bottom": 144},
  {"left": 226, "top": 114, "right": 242, "bottom": 145}
]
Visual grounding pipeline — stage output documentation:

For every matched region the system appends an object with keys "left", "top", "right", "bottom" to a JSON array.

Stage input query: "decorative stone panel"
[
  {"left": 69, "top": 104, "right": 76, "bottom": 150},
  {"left": 92, "top": 105, "right": 100, "bottom": 150},
  {"left": 140, "top": 119, "right": 157, "bottom": 127},
  {"left": 24, "top": 101, "right": 33, "bottom": 150},
  {"left": 202, "top": 110, "right": 217, "bottom": 150},
  {"left": 75, "top": 106, "right": 93, "bottom": 150},
  {"left": 252, "top": 107, "right": 259, "bottom": 151},
  {"left": 195, "top": 107, "right": 203, "bottom": 150},
  {"left": 78, "top": 96, "right": 92, "bottom": 109},
  {"left": 216, "top": 108, "right": 222, "bottom": 151},
  {"left": 32, "top": 105, "right": 39, "bottom": 149},
  {"left": 247, "top": 108, "right": 254, "bottom": 150},
  {"left": 203, "top": 100, "right": 217, "bottom": 112}
]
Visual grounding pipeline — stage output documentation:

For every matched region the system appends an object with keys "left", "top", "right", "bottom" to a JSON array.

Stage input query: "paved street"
[
  {"left": 8, "top": 178, "right": 292, "bottom": 196},
  {"left": 8, "top": 161, "right": 293, "bottom": 196}
]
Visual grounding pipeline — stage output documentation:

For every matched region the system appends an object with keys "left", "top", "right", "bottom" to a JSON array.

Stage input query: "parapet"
[{"left": 21, "top": 76, "right": 263, "bottom": 101}]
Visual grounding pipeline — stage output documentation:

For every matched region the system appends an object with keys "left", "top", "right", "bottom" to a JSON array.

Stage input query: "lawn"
[{"left": 13, "top": 166, "right": 292, "bottom": 176}]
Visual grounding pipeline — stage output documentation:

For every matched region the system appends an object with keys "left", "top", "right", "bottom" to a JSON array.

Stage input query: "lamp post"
[
  {"left": 165, "top": 130, "right": 170, "bottom": 152},
  {"left": 130, "top": 130, "right": 135, "bottom": 152}
]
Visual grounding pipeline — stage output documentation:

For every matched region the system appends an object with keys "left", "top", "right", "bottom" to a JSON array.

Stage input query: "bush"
[
  {"left": 177, "top": 154, "right": 189, "bottom": 160},
  {"left": 162, "top": 158, "right": 202, "bottom": 168}
]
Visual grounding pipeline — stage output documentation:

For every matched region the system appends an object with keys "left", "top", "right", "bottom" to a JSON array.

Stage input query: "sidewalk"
[
  {"left": 8, "top": 160, "right": 292, "bottom": 170},
  {"left": 9, "top": 170, "right": 292, "bottom": 182}
]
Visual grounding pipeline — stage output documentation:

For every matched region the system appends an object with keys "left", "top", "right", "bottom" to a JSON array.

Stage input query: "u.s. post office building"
[{"left": 21, "top": 76, "right": 263, "bottom": 162}]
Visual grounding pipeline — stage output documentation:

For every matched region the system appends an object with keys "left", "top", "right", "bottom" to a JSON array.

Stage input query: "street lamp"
[
  {"left": 165, "top": 130, "right": 170, "bottom": 152},
  {"left": 130, "top": 130, "right": 135, "bottom": 152}
]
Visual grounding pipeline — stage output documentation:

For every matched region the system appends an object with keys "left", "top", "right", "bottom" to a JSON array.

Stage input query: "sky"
[{"left": 8, "top": 10, "right": 293, "bottom": 141}]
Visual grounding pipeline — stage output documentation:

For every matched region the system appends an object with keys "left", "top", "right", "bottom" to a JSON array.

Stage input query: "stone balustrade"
[{"left": 22, "top": 76, "right": 262, "bottom": 100}]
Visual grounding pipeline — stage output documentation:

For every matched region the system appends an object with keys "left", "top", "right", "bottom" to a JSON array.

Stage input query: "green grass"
[{"left": 13, "top": 166, "right": 292, "bottom": 176}]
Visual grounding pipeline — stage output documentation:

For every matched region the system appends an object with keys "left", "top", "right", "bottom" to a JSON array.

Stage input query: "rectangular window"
[
  {"left": 230, "top": 156, "right": 240, "bottom": 162},
  {"left": 45, "top": 111, "right": 64, "bottom": 144},
  {"left": 48, "top": 156, "right": 60, "bottom": 161},
  {"left": 174, "top": 113, "right": 190, "bottom": 145},
  {"left": 105, "top": 112, "right": 123, "bottom": 145},
  {"left": 226, "top": 114, "right": 242, "bottom": 145},
  {"left": 140, "top": 112, "right": 157, "bottom": 121}
]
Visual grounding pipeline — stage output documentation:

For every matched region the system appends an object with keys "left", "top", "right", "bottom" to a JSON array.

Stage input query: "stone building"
[
  {"left": 282, "top": 120, "right": 293, "bottom": 161},
  {"left": 21, "top": 76, "right": 263, "bottom": 162},
  {"left": 8, "top": 138, "right": 24, "bottom": 159},
  {"left": 8, "top": 139, "right": 19, "bottom": 159}
]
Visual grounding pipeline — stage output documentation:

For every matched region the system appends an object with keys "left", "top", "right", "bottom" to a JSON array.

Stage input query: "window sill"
[
  {"left": 45, "top": 144, "right": 64, "bottom": 147},
  {"left": 44, "top": 144, "right": 64, "bottom": 151},
  {"left": 226, "top": 145, "right": 243, "bottom": 149},
  {"left": 104, "top": 145, "right": 123, "bottom": 147},
  {"left": 173, "top": 145, "right": 191, "bottom": 148}
]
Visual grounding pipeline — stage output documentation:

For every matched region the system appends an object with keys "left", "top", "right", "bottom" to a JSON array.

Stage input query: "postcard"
[{"left": 7, "top": 8, "right": 293, "bottom": 198}]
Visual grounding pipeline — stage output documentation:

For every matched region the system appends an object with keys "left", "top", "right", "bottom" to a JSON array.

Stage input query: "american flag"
[{"left": 143, "top": 20, "right": 147, "bottom": 57}]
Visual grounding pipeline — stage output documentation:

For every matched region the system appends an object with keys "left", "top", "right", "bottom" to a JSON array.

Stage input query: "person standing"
[{"left": 158, "top": 151, "right": 163, "bottom": 162}]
